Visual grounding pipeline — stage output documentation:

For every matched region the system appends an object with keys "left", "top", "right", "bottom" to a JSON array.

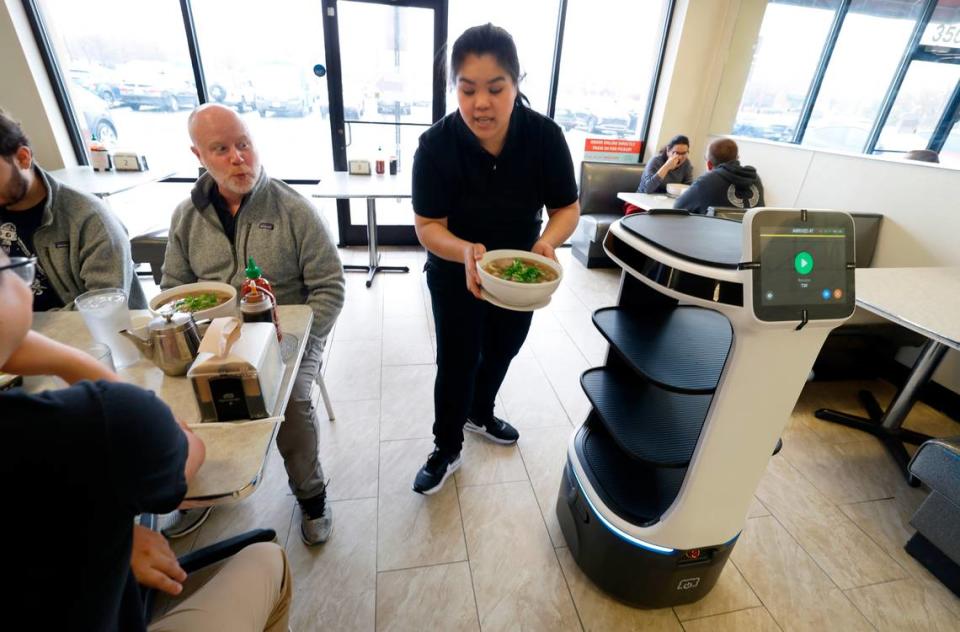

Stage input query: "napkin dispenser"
[{"left": 187, "top": 318, "right": 284, "bottom": 422}]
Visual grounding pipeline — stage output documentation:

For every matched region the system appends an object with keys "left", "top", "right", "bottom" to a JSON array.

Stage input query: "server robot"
[{"left": 557, "top": 208, "right": 856, "bottom": 607}]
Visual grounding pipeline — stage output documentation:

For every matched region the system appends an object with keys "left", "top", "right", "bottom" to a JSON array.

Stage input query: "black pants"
[{"left": 427, "top": 267, "right": 533, "bottom": 454}]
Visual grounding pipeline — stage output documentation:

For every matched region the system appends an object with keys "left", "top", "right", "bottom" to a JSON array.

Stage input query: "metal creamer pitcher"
[{"left": 119, "top": 311, "right": 208, "bottom": 376}]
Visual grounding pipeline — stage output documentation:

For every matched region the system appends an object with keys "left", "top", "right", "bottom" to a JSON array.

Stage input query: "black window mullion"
[
  {"left": 320, "top": 0, "right": 349, "bottom": 245},
  {"left": 20, "top": 0, "right": 87, "bottom": 164},
  {"left": 546, "top": 0, "right": 569, "bottom": 119},
  {"left": 863, "top": 0, "right": 938, "bottom": 154},
  {"left": 793, "top": 0, "right": 850, "bottom": 144},
  {"left": 179, "top": 0, "right": 209, "bottom": 105},
  {"left": 432, "top": 0, "right": 448, "bottom": 123},
  {"left": 928, "top": 78, "right": 960, "bottom": 153}
]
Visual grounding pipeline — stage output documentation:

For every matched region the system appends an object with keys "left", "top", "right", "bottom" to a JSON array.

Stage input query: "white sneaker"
[
  {"left": 161, "top": 507, "right": 212, "bottom": 538},
  {"left": 300, "top": 503, "right": 333, "bottom": 546}
]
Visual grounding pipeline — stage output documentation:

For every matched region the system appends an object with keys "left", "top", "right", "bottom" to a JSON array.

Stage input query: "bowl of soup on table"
[
  {"left": 477, "top": 249, "right": 563, "bottom": 307},
  {"left": 149, "top": 281, "right": 237, "bottom": 320},
  {"left": 666, "top": 183, "right": 689, "bottom": 198}
]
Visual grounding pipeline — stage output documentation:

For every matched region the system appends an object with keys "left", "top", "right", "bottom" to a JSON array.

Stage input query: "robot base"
[{"left": 556, "top": 461, "right": 735, "bottom": 608}]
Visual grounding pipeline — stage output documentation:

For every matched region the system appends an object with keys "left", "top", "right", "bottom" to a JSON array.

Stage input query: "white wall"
[{"left": 0, "top": 0, "right": 74, "bottom": 168}]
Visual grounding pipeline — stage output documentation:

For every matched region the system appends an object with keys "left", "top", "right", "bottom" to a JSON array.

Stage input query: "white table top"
[
  {"left": 26, "top": 305, "right": 313, "bottom": 504},
  {"left": 617, "top": 191, "right": 677, "bottom": 211},
  {"left": 311, "top": 170, "right": 411, "bottom": 199},
  {"left": 48, "top": 165, "right": 178, "bottom": 198},
  {"left": 855, "top": 267, "right": 960, "bottom": 351}
]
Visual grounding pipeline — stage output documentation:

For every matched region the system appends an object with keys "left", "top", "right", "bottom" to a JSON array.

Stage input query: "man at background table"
[
  {"left": 673, "top": 137, "right": 765, "bottom": 216},
  {"left": 161, "top": 104, "right": 345, "bottom": 546},
  {"left": 0, "top": 110, "right": 145, "bottom": 309}
]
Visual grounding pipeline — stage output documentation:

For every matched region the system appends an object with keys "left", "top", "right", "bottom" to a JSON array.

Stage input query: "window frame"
[
  {"left": 740, "top": 0, "right": 960, "bottom": 160},
  {"left": 23, "top": 0, "right": 675, "bottom": 175},
  {"left": 546, "top": 0, "right": 677, "bottom": 160}
]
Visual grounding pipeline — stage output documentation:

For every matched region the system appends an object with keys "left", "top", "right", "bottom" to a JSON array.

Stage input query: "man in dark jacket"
[{"left": 673, "top": 138, "right": 764, "bottom": 215}]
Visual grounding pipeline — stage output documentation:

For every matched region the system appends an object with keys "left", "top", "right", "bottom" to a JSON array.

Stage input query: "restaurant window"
[
  {"left": 35, "top": 0, "right": 199, "bottom": 176},
  {"left": 191, "top": 0, "right": 331, "bottom": 180},
  {"left": 732, "top": 0, "right": 960, "bottom": 167},
  {"left": 873, "top": 0, "right": 960, "bottom": 157},
  {"left": 874, "top": 61, "right": 960, "bottom": 154},
  {"left": 803, "top": 0, "right": 926, "bottom": 152},
  {"left": 733, "top": 0, "right": 842, "bottom": 143},
  {"left": 446, "top": 0, "right": 562, "bottom": 115},
  {"left": 553, "top": 0, "right": 671, "bottom": 167}
]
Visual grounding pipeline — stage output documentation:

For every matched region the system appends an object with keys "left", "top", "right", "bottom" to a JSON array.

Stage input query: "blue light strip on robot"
[{"left": 572, "top": 466, "right": 675, "bottom": 555}]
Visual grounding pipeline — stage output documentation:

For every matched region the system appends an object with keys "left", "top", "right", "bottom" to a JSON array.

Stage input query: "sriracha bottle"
[{"left": 240, "top": 257, "right": 281, "bottom": 341}]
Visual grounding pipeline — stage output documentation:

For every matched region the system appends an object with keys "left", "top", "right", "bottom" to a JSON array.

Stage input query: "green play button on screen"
[{"left": 794, "top": 251, "right": 814, "bottom": 275}]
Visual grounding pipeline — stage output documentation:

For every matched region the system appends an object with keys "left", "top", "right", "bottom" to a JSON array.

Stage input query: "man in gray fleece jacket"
[
  {"left": 161, "top": 104, "right": 345, "bottom": 546},
  {"left": 0, "top": 111, "right": 145, "bottom": 310}
]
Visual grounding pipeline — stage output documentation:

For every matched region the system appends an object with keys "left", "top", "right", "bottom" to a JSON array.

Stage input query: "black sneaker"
[
  {"left": 465, "top": 416, "right": 519, "bottom": 445},
  {"left": 413, "top": 449, "right": 461, "bottom": 495}
]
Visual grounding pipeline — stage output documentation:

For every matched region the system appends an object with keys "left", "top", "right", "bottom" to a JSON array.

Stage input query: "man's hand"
[
  {"left": 463, "top": 242, "right": 486, "bottom": 299},
  {"left": 531, "top": 240, "right": 558, "bottom": 262},
  {"left": 131, "top": 524, "right": 186, "bottom": 596}
]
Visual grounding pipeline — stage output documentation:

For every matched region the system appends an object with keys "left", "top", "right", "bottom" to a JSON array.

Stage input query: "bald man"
[
  {"left": 161, "top": 104, "right": 345, "bottom": 545},
  {"left": 673, "top": 138, "right": 765, "bottom": 215}
]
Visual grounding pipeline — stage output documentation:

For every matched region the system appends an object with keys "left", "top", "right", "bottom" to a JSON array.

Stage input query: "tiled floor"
[{"left": 172, "top": 246, "right": 960, "bottom": 631}]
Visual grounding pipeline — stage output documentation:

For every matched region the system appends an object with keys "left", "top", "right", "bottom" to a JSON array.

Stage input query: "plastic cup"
[
  {"left": 75, "top": 288, "right": 139, "bottom": 368},
  {"left": 84, "top": 342, "right": 116, "bottom": 372}
]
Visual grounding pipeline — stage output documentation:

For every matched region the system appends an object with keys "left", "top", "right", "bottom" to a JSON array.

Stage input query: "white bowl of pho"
[
  {"left": 477, "top": 250, "right": 562, "bottom": 308},
  {"left": 149, "top": 281, "right": 238, "bottom": 320}
]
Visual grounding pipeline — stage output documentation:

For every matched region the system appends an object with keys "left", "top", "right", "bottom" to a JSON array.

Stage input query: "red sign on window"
[{"left": 583, "top": 138, "right": 643, "bottom": 163}]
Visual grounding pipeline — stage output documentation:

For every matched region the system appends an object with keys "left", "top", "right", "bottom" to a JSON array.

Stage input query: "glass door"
[{"left": 322, "top": 0, "right": 447, "bottom": 246}]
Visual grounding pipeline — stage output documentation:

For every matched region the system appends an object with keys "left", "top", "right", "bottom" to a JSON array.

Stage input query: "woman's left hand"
[{"left": 532, "top": 240, "right": 558, "bottom": 262}]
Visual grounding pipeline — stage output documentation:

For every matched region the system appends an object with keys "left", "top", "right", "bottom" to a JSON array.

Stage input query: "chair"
[
  {"left": 317, "top": 373, "right": 335, "bottom": 421},
  {"left": 905, "top": 437, "right": 960, "bottom": 597},
  {"left": 131, "top": 228, "right": 169, "bottom": 285},
  {"left": 571, "top": 161, "right": 645, "bottom": 268}
]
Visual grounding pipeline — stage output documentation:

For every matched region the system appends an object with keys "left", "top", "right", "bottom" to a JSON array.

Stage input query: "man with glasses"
[
  {"left": 0, "top": 249, "right": 294, "bottom": 631},
  {"left": 673, "top": 137, "right": 765, "bottom": 216},
  {"left": 0, "top": 110, "right": 145, "bottom": 310}
]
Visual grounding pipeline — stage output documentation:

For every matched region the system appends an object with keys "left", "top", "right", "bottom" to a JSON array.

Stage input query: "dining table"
[{"left": 24, "top": 305, "right": 314, "bottom": 506}]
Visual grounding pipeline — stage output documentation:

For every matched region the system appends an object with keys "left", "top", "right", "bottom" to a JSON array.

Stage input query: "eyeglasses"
[{"left": 0, "top": 256, "right": 36, "bottom": 285}]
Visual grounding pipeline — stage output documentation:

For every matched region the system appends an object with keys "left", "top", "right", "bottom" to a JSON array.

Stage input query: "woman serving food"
[{"left": 411, "top": 23, "right": 579, "bottom": 494}]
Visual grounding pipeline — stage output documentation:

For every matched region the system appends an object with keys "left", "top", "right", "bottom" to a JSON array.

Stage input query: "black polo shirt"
[{"left": 412, "top": 105, "right": 578, "bottom": 276}]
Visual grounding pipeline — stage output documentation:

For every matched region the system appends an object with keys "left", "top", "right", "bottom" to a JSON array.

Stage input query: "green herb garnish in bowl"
[
  {"left": 172, "top": 292, "right": 222, "bottom": 313},
  {"left": 502, "top": 258, "right": 545, "bottom": 283}
]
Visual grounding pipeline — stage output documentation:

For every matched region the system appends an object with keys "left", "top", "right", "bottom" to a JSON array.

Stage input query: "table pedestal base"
[
  {"left": 344, "top": 255, "right": 410, "bottom": 288},
  {"left": 815, "top": 338, "right": 949, "bottom": 486},
  {"left": 345, "top": 197, "right": 410, "bottom": 287}
]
